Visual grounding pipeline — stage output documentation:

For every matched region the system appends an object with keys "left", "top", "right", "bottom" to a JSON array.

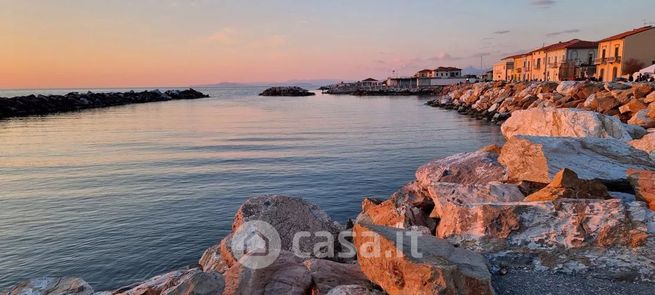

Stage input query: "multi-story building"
[
  {"left": 434, "top": 67, "right": 462, "bottom": 78},
  {"left": 504, "top": 39, "right": 596, "bottom": 82},
  {"left": 493, "top": 57, "right": 514, "bottom": 81},
  {"left": 595, "top": 26, "right": 655, "bottom": 81}
]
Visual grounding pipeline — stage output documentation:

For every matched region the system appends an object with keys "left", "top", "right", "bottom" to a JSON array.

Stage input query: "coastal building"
[
  {"left": 360, "top": 78, "right": 382, "bottom": 87},
  {"left": 595, "top": 26, "right": 655, "bottom": 81},
  {"left": 512, "top": 54, "right": 530, "bottom": 81},
  {"left": 540, "top": 39, "right": 598, "bottom": 81},
  {"left": 493, "top": 57, "right": 515, "bottom": 81},
  {"left": 434, "top": 67, "right": 462, "bottom": 78},
  {"left": 415, "top": 69, "right": 435, "bottom": 78},
  {"left": 497, "top": 39, "right": 597, "bottom": 82}
]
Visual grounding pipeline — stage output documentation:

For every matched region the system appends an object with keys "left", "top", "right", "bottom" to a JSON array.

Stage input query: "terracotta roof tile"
[{"left": 598, "top": 26, "right": 654, "bottom": 42}]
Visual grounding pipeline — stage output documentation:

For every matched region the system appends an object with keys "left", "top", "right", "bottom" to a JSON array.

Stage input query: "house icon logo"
[{"left": 230, "top": 220, "right": 281, "bottom": 269}]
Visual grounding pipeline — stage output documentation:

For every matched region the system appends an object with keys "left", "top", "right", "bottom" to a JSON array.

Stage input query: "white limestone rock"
[{"left": 501, "top": 108, "right": 632, "bottom": 141}]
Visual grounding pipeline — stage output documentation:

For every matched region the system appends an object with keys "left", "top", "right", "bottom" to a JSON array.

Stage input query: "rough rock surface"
[
  {"left": 113, "top": 268, "right": 224, "bottom": 295},
  {"left": 303, "top": 259, "right": 375, "bottom": 295},
  {"left": 523, "top": 168, "right": 610, "bottom": 202},
  {"left": 499, "top": 135, "right": 655, "bottom": 185},
  {"left": 415, "top": 146, "right": 508, "bottom": 186},
  {"left": 353, "top": 223, "right": 494, "bottom": 295},
  {"left": 259, "top": 87, "right": 315, "bottom": 96},
  {"left": 436, "top": 199, "right": 655, "bottom": 280},
  {"left": 232, "top": 195, "right": 343, "bottom": 257},
  {"left": 501, "top": 108, "right": 633, "bottom": 141},
  {"left": 0, "top": 89, "right": 208, "bottom": 119},
  {"left": 628, "top": 169, "right": 655, "bottom": 210},
  {"left": 326, "top": 285, "right": 385, "bottom": 295},
  {"left": 1, "top": 277, "right": 93, "bottom": 295},
  {"left": 222, "top": 251, "right": 312, "bottom": 295},
  {"left": 629, "top": 132, "right": 655, "bottom": 156},
  {"left": 428, "top": 182, "right": 524, "bottom": 218}
]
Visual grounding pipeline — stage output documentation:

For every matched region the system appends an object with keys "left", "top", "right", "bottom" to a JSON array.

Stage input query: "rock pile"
[
  {"left": 426, "top": 81, "right": 655, "bottom": 127},
  {"left": 259, "top": 87, "right": 315, "bottom": 96},
  {"left": 0, "top": 89, "right": 209, "bottom": 119}
]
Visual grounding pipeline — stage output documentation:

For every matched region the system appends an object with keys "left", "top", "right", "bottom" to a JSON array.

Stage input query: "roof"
[
  {"left": 598, "top": 26, "right": 654, "bottom": 43},
  {"left": 416, "top": 69, "right": 433, "bottom": 73},
  {"left": 530, "top": 39, "right": 598, "bottom": 53},
  {"left": 362, "top": 78, "right": 378, "bottom": 82},
  {"left": 434, "top": 66, "right": 461, "bottom": 72},
  {"left": 503, "top": 53, "right": 528, "bottom": 60}
]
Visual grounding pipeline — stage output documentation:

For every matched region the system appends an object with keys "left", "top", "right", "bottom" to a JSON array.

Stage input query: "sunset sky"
[{"left": 2, "top": 0, "right": 654, "bottom": 89}]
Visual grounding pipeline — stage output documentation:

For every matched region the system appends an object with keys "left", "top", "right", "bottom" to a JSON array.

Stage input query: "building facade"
[{"left": 595, "top": 26, "right": 655, "bottom": 81}]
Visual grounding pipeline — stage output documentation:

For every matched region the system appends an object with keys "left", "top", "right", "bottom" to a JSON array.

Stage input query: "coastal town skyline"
[{"left": 2, "top": 0, "right": 655, "bottom": 89}]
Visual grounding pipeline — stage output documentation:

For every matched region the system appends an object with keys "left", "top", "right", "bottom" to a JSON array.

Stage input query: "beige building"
[
  {"left": 595, "top": 26, "right": 655, "bottom": 81},
  {"left": 493, "top": 57, "right": 514, "bottom": 81},
  {"left": 521, "top": 39, "right": 598, "bottom": 81}
]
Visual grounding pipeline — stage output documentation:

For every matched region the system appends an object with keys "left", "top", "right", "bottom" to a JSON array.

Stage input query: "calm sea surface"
[{"left": 0, "top": 87, "right": 502, "bottom": 290}]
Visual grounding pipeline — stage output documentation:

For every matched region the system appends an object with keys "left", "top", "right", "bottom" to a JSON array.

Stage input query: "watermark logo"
[
  {"left": 230, "top": 220, "right": 282, "bottom": 269},
  {"left": 230, "top": 220, "right": 425, "bottom": 270}
]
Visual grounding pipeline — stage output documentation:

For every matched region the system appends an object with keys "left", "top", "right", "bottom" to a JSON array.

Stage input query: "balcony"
[{"left": 595, "top": 56, "right": 621, "bottom": 65}]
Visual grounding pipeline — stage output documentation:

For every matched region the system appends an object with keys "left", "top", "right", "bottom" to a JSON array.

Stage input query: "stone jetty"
[
  {"left": 4, "top": 100, "right": 655, "bottom": 294},
  {"left": 0, "top": 89, "right": 209, "bottom": 120},
  {"left": 426, "top": 81, "right": 655, "bottom": 126}
]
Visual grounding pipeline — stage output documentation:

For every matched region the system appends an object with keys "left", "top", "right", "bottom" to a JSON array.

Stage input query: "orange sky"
[{"left": 2, "top": 0, "right": 653, "bottom": 89}]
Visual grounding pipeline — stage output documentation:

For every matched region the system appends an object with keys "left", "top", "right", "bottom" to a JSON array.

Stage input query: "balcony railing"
[{"left": 595, "top": 56, "right": 622, "bottom": 65}]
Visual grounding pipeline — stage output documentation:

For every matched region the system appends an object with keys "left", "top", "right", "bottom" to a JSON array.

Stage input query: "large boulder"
[
  {"left": 628, "top": 109, "right": 655, "bottom": 128},
  {"left": 326, "top": 285, "right": 385, "bottom": 295},
  {"left": 1, "top": 277, "right": 93, "bottom": 295},
  {"left": 498, "top": 135, "right": 655, "bottom": 186},
  {"left": 582, "top": 91, "right": 620, "bottom": 113},
  {"left": 222, "top": 251, "right": 312, "bottom": 295},
  {"left": 523, "top": 168, "right": 610, "bottom": 202},
  {"left": 500, "top": 108, "right": 632, "bottom": 141},
  {"left": 232, "top": 195, "right": 343, "bottom": 257},
  {"left": 556, "top": 81, "right": 577, "bottom": 96},
  {"left": 415, "top": 145, "right": 507, "bottom": 186},
  {"left": 436, "top": 199, "right": 655, "bottom": 280},
  {"left": 629, "top": 132, "right": 655, "bottom": 156},
  {"left": 628, "top": 169, "right": 655, "bottom": 210},
  {"left": 428, "top": 182, "right": 524, "bottom": 219},
  {"left": 633, "top": 83, "right": 654, "bottom": 99},
  {"left": 353, "top": 223, "right": 494, "bottom": 295},
  {"left": 303, "top": 259, "right": 375, "bottom": 295},
  {"left": 114, "top": 269, "right": 224, "bottom": 295}
]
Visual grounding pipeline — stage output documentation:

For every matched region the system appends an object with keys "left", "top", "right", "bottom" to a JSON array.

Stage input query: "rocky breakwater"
[
  {"left": 426, "top": 81, "right": 655, "bottom": 126},
  {"left": 0, "top": 89, "right": 209, "bottom": 120},
  {"left": 5, "top": 108, "right": 655, "bottom": 295},
  {"left": 259, "top": 86, "right": 315, "bottom": 96},
  {"left": 358, "top": 108, "right": 655, "bottom": 292}
]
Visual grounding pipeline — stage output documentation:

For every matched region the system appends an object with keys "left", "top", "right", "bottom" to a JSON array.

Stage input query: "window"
[
  {"left": 588, "top": 53, "right": 593, "bottom": 65},
  {"left": 602, "top": 49, "right": 606, "bottom": 59},
  {"left": 599, "top": 69, "right": 605, "bottom": 81},
  {"left": 614, "top": 46, "right": 620, "bottom": 57},
  {"left": 612, "top": 67, "right": 618, "bottom": 80}
]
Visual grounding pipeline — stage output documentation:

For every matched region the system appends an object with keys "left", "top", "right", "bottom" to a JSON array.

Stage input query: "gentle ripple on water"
[{"left": 0, "top": 86, "right": 503, "bottom": 290}]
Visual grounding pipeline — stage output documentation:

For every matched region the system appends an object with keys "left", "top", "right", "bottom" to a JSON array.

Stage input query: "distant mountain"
[
  {"left": 195, "top": 79, "right": 348, "bottom": 89},
  {"left": 461, "top": 66, "right": 492, "bottom": 76}
]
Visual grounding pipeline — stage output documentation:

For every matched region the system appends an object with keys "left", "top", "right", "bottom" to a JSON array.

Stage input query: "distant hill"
[{"left": 195, "top": 79, "right": 348, "bottom": 89}]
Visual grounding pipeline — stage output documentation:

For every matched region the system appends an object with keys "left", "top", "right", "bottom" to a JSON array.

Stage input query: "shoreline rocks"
[
  {"left": 259, "top": 87, "right": 315, "bottom": 96},
  {"left": 0, "top": 89, "right": 209, "bottom": 120},
  {"left": 426, "top": 81, "right": 655, "bottom": 126}
]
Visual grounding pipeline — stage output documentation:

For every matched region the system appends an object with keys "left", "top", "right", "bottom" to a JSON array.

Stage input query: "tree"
[{"left": 623, "top": 58, "right": 645, "bottom": 76}]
